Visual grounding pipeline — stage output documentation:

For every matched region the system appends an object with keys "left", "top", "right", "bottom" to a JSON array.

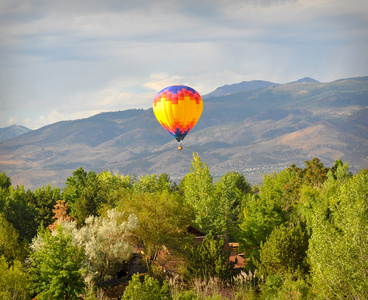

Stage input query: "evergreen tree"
[
  {"left": 0, "top": 213, "right": 28, "bottom": 263},
  {"left": 28, "top": 184, "right": 60, "bottom": 228},
  {"left": 258, "top": 222, "right": 309, "bottom": 277},
  {"left": 62, "top": 167, "right": 102, "bottom": 224},
  {"left": 187, "top": 232, "right": 235, "bottom": 281},
  {"left": 0, "top": 184, "right": 37, "bottom": 243}
]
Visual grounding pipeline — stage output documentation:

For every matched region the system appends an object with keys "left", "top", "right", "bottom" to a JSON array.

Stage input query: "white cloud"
[
  {"left": 144, "top": 73, "right": 183, "bottom": 91},
  {"left": 0, "top": 0, "right": 367, "bottom": 129}
]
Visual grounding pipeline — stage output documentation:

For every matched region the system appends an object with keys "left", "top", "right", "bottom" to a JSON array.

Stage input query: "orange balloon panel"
[{"left": 153, "top": 85, "right": 203, "bottom": 142}]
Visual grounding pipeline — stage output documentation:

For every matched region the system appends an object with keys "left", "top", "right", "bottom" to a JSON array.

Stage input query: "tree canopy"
[{"left": 0, "top": 155, "right": 366, "bottom": 299}]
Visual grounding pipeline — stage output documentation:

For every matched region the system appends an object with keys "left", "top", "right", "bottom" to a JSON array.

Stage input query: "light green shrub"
[{"left": 122, "top": 273, "right": 170, "bottom": 300}]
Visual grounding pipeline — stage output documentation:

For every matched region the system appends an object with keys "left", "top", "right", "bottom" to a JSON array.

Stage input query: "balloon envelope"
[{"left": 153, "top": 85, "right": 203, "bottom": 143}]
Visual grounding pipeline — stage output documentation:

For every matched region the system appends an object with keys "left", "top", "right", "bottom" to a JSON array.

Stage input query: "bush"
[
  {"left": 122, "top": 273, "right": 170, "bottom": 300},
  {"left": 260, "top": 274, "right": 311, "bottom": 300}
]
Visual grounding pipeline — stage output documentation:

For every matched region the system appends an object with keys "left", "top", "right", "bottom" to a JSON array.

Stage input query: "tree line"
[{"left": 0, "top": 154, "right": 367, "bottom": 299}]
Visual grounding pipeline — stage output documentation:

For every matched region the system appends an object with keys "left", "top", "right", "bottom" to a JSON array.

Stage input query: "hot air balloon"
[{"left": 153, "top": 85, "right": 203, "bottom": 150}]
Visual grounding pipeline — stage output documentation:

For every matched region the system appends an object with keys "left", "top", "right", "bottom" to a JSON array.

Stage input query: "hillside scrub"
[{"left": 0, "top": 157, "right": 367, "bottom": 299}]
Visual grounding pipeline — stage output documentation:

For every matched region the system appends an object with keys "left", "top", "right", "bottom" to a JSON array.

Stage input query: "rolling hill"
[{"left": 1, "top": 77, "right": 367, "bottom": 190}]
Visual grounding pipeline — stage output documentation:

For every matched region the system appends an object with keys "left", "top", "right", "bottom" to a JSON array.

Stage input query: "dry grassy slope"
[{"left": 1, "top": 77, "right": 367, "bottom": 190}]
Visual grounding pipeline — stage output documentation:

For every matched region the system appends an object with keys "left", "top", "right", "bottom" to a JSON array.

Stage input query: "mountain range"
[{"left": 1, "top": 76, "right": 367, "bottom": 190}]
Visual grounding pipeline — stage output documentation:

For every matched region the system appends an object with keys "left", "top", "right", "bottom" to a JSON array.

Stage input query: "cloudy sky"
[{"left": 1, "top": 0, "right": 367, "bottom": 129}]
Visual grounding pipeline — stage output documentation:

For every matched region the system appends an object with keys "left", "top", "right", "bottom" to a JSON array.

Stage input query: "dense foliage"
[
  {"left": 29, "top": 225, "right": 85, "bottom": 299},
  {"left": 0, "top": 155, "right": 367, "bottom": 299},
  {"left": 187, "top": 232, "right": 236, "bottom": 281}
]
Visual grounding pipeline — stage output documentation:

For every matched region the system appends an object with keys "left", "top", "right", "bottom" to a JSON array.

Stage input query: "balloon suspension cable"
[{"left": 178, "top": 140, "right": 183, "bottom": 150}]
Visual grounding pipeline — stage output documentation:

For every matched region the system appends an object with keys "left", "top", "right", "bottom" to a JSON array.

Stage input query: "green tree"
[
  {"left": 181, "top": 153, "right": 217, "bottom": 233},
  {"left": 282, "top": 158, "right": 334, "bottom": 212},
  {"left": 238, "top": 158, "right": 341, "bottom": 271},
  {"left": 261, "top": 273, "right": 311, "bottom": 300},
  {"left": 297, "top": 161, "right": 350, "bottom": 231},
  {"left": 308, "top": 170, "right": 368, "bottom": 299},
  {"left": 97, "top": 171, "right": 132, "bottom": 209},
  {"left": 117, "top": 190, "right": 194, "bottom": 275},
  {"left": 29, "top": 225, "right": 85, "bottom": 300},
  {"left": 214, "top": 171, "right": 251, "bottom": 240},
  {"left": 187, "top": 232, "right": 236, "bottom": 281},
  {"left": 0, "top": 255, "right": 30, "bottom": 299},
  {"left": 0, "top": 213, "right": 28, "bottom": 263},
  {"left": 0, "top": 185, "right": 37, "bottom": 243},
  {"left": 258, "top": 222, "right": 309, "bottom": 277},
  {"left": 238, "top": 193, "right": 286, "bottom": 270},
  {"left": 302, "top": 157, "right": 329, "bottom": 188},
  {"left": 27, "top": 184, "right": 60, "bottom": 228},
  {"left": 62, "top": 167, "right": 102, "bottom": 224},
  {"left": 132, "top": 173, "right": 172, "bottom": 194},
  {"left": 0, "top": 172, "right": 11, "bottom": 189},
  {"left": 122, "top": 273, "right": 170, "bottom": 300}
]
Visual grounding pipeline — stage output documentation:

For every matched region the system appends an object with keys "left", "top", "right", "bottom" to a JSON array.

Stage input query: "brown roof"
[{"left": 224, "top": 240, "right": 245, "bottom": 269}]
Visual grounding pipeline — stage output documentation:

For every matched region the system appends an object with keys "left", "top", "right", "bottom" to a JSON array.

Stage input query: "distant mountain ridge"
[
  {"left": 202, "top": 78, "right": 319, "bottom": 98},
  {"left": 289, "top": 77, "right": 320, "bottom": 84},
  {"left": 203, "top": 80, "right": 278, "bottom": 98},
  {"left": 0, "top": 76, "right": 367, "bottom": 190},
  {"left": 0, "top": 125, "right": 32, "bottom": 143}
]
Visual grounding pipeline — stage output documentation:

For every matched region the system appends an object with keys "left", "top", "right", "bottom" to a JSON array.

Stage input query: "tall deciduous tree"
[
  {"left": 308, "top": 170, "right": 368, "bottom": 298},
  {"left": 238, "top": 193, "right": 286, "bottom": 270},
  {"left": 97, "top": 171, "right": 132, "bottom": 209},
  {"left": 117, "top": 191, "right": 194, "bottom": 275},
  {"left": 214, "top": 171, "right": 251, "bottom": 240},
  {"left": 132, "top": 173, "right": 172, "bottom": 194},
  {"left": 181, "top": 153, "right": 217, "bottom": 233},
  {"left": 238, "top": 158, "right": 344, "bottom": 271},
  {"left": 29, "top": 225, "right": 85, "bottom": 300}
]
